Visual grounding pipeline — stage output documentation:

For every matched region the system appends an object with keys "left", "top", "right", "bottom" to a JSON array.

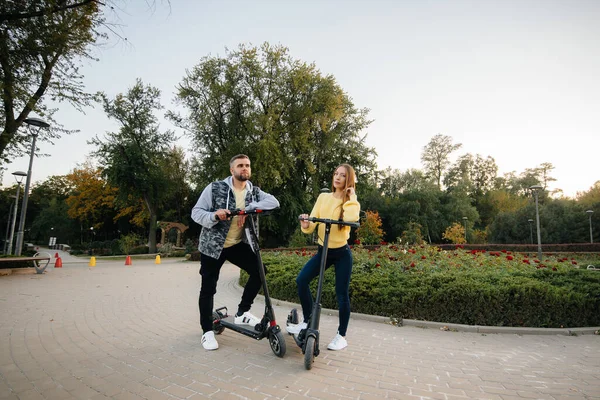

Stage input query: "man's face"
[{"left": 231, "top": 157, "right": 251, "bottom": 182}]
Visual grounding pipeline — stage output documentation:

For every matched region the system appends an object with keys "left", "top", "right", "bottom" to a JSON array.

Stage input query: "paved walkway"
[{"left": 1, "top": 256, "right": 599, "bottom": 399}]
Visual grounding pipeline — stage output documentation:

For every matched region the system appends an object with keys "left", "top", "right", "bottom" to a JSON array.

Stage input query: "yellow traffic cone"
[
  {"left": 155, "top": 254, "right": 161, "bottom": 264},
  {"left": 89, "top": 256, "right": 96, "bottom": 267}
]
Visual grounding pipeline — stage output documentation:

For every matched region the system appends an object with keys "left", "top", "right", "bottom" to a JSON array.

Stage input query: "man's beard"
[{"left": 234, "top": 172, "right": 250, "bottom": 181}]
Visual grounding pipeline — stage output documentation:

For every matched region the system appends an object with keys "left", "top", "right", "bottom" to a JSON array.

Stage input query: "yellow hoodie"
[{"left": 301, "top": 193, "right": 361, "bottom": 249}]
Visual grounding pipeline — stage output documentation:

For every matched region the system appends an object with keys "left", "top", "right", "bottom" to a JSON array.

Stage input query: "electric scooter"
[
  {"left": 211, "top": 208, "right": 286, "bottom": 358},
  {"left": 287, "top": 216, "right": 360, "bottom": 369}
]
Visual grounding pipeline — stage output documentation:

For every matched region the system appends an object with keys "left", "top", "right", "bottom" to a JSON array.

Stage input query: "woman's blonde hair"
[{"left": 331, "top": 164, "right": 356, "bottom": 229}]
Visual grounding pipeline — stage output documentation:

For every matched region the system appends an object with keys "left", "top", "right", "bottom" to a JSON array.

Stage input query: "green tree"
[
  {"left": 0, "top": 1, "right": 170, "bottom": 167},
  {"left": 420, "top": 133, "right": 462, "bottom": 190},
  {"left": 171, "top": 42, "right": 377, "bottom": 246},
  {"left": 0, "top": 0, "right": 102, "bottom": 164},
  {"left": 401, "top": 222, "right": 424, "bottom": 245},
  {"left": 15, "top": 174, "right": 78, "bottom": 245},
  {"left": 91, "top": 79, "right": 176, "bottom": 253},
  {"left": 159, "top": 146, "right": 191, "bottom": 224}
]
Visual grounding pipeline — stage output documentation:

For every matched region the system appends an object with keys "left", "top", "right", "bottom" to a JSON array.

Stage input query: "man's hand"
[{"left": 215, "top": 209, "right": 231, "bottom": 221}]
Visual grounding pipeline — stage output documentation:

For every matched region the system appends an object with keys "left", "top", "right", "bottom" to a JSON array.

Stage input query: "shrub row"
[
  {"left": 435, "top": 243, "right": 600, "bottom": 253},
  {"left": 239, "top": 249, "right": 600, "bottom": 328}
]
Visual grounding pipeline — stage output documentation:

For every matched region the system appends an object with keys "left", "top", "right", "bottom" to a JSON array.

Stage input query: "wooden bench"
[{"left": 0, "top": 252, "right": 52, "bottom": 274}]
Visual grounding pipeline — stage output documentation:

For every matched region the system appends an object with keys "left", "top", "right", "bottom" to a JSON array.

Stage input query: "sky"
[{"left": 2, "top": 0, "right": 599, "bottom": 197}]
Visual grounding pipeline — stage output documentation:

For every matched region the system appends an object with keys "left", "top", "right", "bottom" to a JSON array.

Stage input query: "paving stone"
[{"left": 0, "top": 258, "right": 598, "bottom": 399}]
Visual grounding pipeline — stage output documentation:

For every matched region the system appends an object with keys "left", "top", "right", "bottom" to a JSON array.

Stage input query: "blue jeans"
[{"left": 295, "top": 244, "right": 353, "bottom": 336}]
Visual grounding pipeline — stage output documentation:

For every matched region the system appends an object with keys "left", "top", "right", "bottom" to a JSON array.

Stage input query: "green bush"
[
  {"left": 129, "top": 245, "right": 149, "bottom": 255},
  {"left": 240, "top": 245, "right": 600, "bottom": 328}
]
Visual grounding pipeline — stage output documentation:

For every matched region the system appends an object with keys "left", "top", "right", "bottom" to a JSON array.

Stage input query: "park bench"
[{"left": 0, "top": 252, "right": 52, "bottom": 274}]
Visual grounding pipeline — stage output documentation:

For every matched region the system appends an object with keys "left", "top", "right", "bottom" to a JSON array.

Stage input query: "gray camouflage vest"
[{"left": 198, "top": 181, "right": 260, "bottom": 259}]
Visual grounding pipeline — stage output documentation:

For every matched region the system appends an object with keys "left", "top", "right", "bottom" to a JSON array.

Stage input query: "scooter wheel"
[
  {"left": 303, "top": 336, "right": 315, "bottom": 370},
  {"left": 212, "top": 311, "right": 225, "bottom": 334},
  {"left": 287, "top": 308, "right": 299, "bottom": 325},
  {"left": 269, "top": 330, "right": 287, "bottom": 358}
]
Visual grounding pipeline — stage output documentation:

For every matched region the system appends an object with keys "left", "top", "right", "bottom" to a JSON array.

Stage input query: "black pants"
[{"left": 199, "top": 242, "right": 263, "bottom": 332}]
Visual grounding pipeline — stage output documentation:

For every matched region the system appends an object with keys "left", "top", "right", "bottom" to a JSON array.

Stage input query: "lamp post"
[
  {"left": 7, "top": 171, "right": 27, "bottom": 255},
  {"left": 529, "top": 185, "right": 543, "bottom": 260},
  {"left": 88, "top": 227, "right": 95, "bottom": 255},
  {"left": 528, "top": 219, "right": 534, "bottom": 245},
  {"left": 462, "top": 216, "right": 468, "bottom": 243},
  {"left": 587, "top": 210, "right": 594, "bottom": 244},
  {"left": 15, "top": 117, "right": 50, "bottom": 256},
  {"left": 3, "top": 197, "right": 15, "bottom": 254}
]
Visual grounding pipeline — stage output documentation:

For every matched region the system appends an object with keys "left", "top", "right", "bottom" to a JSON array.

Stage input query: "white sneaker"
[
  {"left": 201, "top": 331, "right": 218, "bottom": 350},
  {"left": 234, "top": 311, "right": 261, "bottom": 326},
  {"left": 327, "top": 333, "right": 347, "bottom": 351},
  {"left": 286, "top": 322, "right": 307, "bottom": 335}
]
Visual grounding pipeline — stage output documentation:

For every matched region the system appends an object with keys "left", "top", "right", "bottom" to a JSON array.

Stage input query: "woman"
[{"left": 286, "top": 164, "right": 360, "bottom": 350}]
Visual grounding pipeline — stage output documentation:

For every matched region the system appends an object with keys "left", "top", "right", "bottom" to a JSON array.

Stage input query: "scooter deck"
[{"left": 218, "top": 315, "right": 263, "bottom": 335}]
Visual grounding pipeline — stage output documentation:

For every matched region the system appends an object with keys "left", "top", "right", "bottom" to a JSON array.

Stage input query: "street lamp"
[
  {"left": 529, "top": 185, "right": 543, "bottom": 260},
  {"left": 462, "top": 216, "right": 468, "bottom": 243},
  {"left": 3, "top": 195, "right": 16, "bottom": 254},
  {"left": 587, "top": 210, "right": 594, "bottom": 244},
  {"left": 6, "top": 171, "right": 27, "bottom": 255},
  {"left": 89, "top": 227, "right": 95, "bottom": 255},
  {"left": 528, "top": 219, "right": 534, "bottom": 245},
  {"left": 15, "top": 117, "right": 50, "bottom": 256}
]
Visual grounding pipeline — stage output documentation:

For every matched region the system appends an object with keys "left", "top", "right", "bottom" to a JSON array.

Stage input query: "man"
[{"left": 191, "top": 154, "right": 279, "bottom": 350}]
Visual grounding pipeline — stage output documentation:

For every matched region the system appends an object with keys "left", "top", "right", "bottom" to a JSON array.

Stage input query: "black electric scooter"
[
  {"left": 211, "top": 208, "right": 286, "bottom": 358},
  {"left": 287, "top": 216, "right": 359, "bottom": 369}
]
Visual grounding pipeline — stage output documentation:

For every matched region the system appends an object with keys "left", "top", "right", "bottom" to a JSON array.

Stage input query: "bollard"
[
  {"left": 89, "top": 256, "right": 96, "bottom": 267},
  {"left": 155, "top": 255, "right": 161, "bottom": 264},
  {"left": 125, "top": 255, "right": 132, "bottom": 266},
  {"left": 55, "top": 257, "right": 62, "bottom": 268}
]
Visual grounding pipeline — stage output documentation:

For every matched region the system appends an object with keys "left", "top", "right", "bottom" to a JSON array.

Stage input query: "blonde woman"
[{"left": 287, "top": 164, "right": 360, "bottom": 350}]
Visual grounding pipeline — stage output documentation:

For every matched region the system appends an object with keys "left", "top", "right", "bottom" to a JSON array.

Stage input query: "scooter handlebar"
[
  {"left": 228, "top": 208, "right": 278, "bottom": 217},
  {"left": 299, "top": 216, "right": 360, "bottom": 229}
]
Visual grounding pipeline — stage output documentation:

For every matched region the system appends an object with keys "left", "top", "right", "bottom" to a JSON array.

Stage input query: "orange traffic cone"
[
  {"left": 54, "top": 252, "right": 59, "bottom": 258},
  {"left": 55, "top": 257, "right": 62, "bottom": 268},
  {"left": 125, "top": 255, "right": 132, "bottom": 266}
]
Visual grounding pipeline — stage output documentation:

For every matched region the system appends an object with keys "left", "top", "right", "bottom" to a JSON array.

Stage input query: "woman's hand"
[
  {"left": 299, "top": 213, "right": 310, "bottom": 229},
  {"left": 346, "top": 187, "right": 355, "bottom": 196}
]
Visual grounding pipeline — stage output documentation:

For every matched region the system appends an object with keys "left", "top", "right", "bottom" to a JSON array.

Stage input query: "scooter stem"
[{"left": 309, "top": 222, "right": 332, "bottom": 332}]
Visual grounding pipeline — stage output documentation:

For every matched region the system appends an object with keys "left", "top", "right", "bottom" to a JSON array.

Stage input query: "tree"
[
  {"left": 64, "top": 162, "right": 123, "bottom": 242},
  {"left": 356, "top": 210, "right": 385, "bottom": 245},
  {"left": 442, "top": 222, "right": 466, "bottom": 244},
  {"left": 444, "top": 153, "right": 498, "bottom": 196},
  {"left": 91, "top": 79, "right": 176, "bottom": 253},
  {"left": 171, "top": 42, "right": 377, "bottom": 245},
  {"left": 577, "top": 181, "right": 600, "bottom": 207},
  {"left": 27, "top": 173, "right": 77, "bottom": 244},
  {"left": 401, "top": 222, "right": 424, "bottom": 245},
  {"left": 0, "top": 1, "right": 170, "bottom": 166},
  {"left": 0, "top": 0, "right": 103, "bottom": 164},
  {"left": 421, "top": 134, "right": 462, "bottom": 190},
  {"left": 159, "top": 146, "right": 191, "bottom": 224}
]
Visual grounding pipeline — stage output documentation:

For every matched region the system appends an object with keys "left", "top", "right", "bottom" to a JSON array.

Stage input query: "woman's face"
[{"left": 332, "top": 166, "right": 348, "bottom": 191}]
